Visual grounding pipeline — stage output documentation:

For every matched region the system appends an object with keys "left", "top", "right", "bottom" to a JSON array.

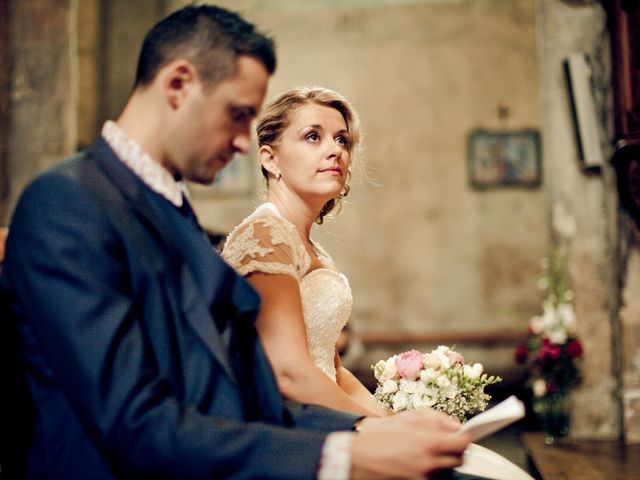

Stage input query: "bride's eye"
[
  {"left": 336, "top": 135, "right": 351, "bottom": 148},
  {"left": 305, "top": 132, "right": 320, "bottom": 142}
]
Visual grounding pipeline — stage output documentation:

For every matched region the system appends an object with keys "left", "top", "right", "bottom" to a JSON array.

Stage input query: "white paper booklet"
[
  {"left": 459, "top": 395, "right": 525, "bottom": 442},
  {"left": 454, "top": 395, "right": 534, "bottom": 480}
]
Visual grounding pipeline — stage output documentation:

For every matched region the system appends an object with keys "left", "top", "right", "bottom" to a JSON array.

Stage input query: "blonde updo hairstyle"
[{"left": 256, "top": 86, "right": 361, "bottom": 224}]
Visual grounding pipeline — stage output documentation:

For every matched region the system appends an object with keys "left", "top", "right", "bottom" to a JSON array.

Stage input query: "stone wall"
[{"left": 2, "top": 0, "right": 77, "bottom": 224}]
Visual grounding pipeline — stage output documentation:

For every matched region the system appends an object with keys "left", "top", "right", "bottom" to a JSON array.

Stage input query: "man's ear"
[
  {"left": 162, "top": 60, "right": 198, "bottom": 109},
  {"left": 259, "top": 145, "right": 279, "bottom": 176}
]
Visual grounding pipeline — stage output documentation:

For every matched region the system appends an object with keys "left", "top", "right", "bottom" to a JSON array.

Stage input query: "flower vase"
[{"left": 535, "top": 393, "right": 570, "bottom": 444}]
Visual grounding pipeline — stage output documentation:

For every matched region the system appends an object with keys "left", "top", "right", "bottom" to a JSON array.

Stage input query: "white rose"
[
  {"left": 436, "top": 375, "right": 451, "bottom": 388},
  {"left": 399, "top": 378, "right": 419, "bottom": 394},
  {"left": 382, "top": 379, "right": 398, "bottom": 394},
  {"left": 423, "top": 353, "right": 440, "bottom": 370},
  {"left": 558, "top": 303, "right": 576, "bottom": 333},
  {"left": 373, "top": 360, "right": 387, "bottom": 381},
  {"left": 533, "top": 379, "right": 547, "bottom": 398},
  {"left": 549, "top": 328, "right": 568, "bottom": 345},
  {"left": 434, "top": 351, "right": 450, "bottom": 370},
  {"left": 529, "top": 315, "right": 543, "bottom": 335},
  {"left": 441, "top": 384, "right": 458, "bottom": 399},
  {"left": 419, "top": 367, "right": 438, "bottom": 383},
  {"left": 412, "top": 383, "right": 438, "bottom": 409},
  {"left": 392, "top": 391, "right": 410, "bottom": 412},
  {"left": 381, "top": 357, "right": 398, "bottom": 381},
  {"left": 464, "top": 363, "right": 483, "bottom": 379}
]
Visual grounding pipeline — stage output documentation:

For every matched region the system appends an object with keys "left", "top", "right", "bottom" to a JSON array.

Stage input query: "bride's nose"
[{"left": 326, "top": 141, "right": 343, "bottom": 160}]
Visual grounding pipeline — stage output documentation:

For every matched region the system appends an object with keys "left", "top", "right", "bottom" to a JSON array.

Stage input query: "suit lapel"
[{"left": 84, "top": 139, "right": 243, "bottom": 387}]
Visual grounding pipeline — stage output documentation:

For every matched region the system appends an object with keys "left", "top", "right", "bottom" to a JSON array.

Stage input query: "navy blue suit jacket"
[{"left": 0, "top": 138, "right": 358, "bottom": 479}]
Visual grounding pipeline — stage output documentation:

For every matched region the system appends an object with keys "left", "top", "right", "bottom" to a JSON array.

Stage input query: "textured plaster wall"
[
  {"left": 174, "top": 0, "right": 547, "bottom": 340},
  {"left": 537, "top": 0, "right": 621, "bottom": 440}
]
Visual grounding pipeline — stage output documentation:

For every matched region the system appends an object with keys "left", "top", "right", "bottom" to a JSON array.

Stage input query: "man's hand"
[{"left": 350, "top": 409, "right": 471, "bottom": 479}]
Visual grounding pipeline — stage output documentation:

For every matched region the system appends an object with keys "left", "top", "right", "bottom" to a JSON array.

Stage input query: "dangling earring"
[{"left": 339, "top": 182, "right": 350, "bottom": 199}]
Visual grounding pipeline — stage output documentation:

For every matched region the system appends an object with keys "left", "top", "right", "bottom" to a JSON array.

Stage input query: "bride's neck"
[{"left": 267, "top": 190, "right": 319, "bottom": 239}]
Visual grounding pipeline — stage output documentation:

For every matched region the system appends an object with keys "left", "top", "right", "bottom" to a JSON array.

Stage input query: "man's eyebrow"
[{"left": 231, "top": 105, "right": 257, "bottom": 116}]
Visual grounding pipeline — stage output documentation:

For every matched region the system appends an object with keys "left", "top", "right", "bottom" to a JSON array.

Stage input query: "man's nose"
[{"left": 232, "top": 132, "right": 251, "bottom": 155}]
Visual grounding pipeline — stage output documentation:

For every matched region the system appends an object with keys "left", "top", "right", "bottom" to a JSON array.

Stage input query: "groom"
[{"left": 0, "top": 4, "right": 470, "bottom": 479}]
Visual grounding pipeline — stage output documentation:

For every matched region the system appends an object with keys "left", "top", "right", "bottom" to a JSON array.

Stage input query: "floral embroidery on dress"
[{"left": 222, "top": 203, "right": 352, "bottom": 381}]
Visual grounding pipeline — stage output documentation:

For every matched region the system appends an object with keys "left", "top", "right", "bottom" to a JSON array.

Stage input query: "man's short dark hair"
[{"left": 134, "top": 4, "right": 276, "bottom": 89}]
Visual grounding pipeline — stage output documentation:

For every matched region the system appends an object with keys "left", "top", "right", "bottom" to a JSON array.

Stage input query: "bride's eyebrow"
[{"left": 297, "top": 124, "right": 323, "bottom": 134}]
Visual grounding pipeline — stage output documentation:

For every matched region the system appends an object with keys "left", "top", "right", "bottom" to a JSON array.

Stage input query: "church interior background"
[{"left": 1, "top": 0, "right": 639, "bottom": 468}]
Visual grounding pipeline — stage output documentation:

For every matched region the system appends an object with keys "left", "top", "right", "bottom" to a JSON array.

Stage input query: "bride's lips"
[{"left": 319, "top": 167, "right": 342, "bottom": 176}]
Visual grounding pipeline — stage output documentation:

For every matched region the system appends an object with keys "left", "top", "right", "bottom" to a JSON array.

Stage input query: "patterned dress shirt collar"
[{"left": 101, "top": 120, "right": 188, "bottom": 207}]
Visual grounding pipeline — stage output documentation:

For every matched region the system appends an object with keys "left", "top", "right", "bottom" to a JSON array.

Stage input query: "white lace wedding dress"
[{"left": 222, "top": 202, "right": 351, "bottom": 381}]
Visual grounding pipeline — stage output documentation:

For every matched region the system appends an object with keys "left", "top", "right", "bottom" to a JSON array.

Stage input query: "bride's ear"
[{"left": 259, "top": 145, "right": 280, "bottom": 178}]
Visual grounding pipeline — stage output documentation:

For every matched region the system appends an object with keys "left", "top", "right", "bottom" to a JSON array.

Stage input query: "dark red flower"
[
  {"left": 567, "top": 340, "right": 583, "bottom": 359},
  {"left": 515, "top": 343, "right": 528, "bottom": 364},
  {"left": 538, "top": 338, "right": 562, "bottom": 363}
]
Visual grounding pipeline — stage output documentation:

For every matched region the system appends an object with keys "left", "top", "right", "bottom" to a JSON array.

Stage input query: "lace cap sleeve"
[{"left": 222, "top": 214, "right": 310, "bottom": 279}]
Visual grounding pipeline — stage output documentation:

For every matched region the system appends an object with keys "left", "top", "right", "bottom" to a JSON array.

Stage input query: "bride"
[{"left": 222, "top": 86, "right": 387, "bottom": 417}]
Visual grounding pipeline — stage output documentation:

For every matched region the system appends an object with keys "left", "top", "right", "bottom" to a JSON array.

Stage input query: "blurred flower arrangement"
[
  {"left": 515, "top": 203, "right": 583, "bottom": 398},
  {"left": 514, "top": 203, "right": 583, "bottom": 441},
  {"left": 514, "top": 251, "right": 583, "bottom": 398},
  {"left": 372, "top": 345, "right": 502, "bottom": 423}
]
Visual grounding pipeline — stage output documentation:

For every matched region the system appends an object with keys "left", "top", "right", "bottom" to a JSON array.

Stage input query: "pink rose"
[
  {"left": 447, "top": 350, "right": 465, "bottom": 366},
  {"left": 396, "top": 350, "right": 424, "bottom": 379}
]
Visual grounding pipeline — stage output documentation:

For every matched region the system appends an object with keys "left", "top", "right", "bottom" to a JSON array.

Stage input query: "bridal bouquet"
[{"left": 372, "top": 345, "right": 502, "bottom": 422}]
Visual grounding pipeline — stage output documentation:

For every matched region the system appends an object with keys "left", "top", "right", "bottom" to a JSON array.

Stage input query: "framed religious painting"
[{"left": 467, "top": 129, "right": 542, "bottom": 189}]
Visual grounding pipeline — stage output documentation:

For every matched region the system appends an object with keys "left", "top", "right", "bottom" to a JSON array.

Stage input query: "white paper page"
[
  {"left": 455, "top": 443, "right": 535, "bottom": 480},
  {"left": 459, "top": 395, "right": 525, "bottom": 442}
]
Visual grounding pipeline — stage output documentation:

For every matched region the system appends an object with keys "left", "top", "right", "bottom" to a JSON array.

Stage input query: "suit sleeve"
[{"left": 2, "top": 171, "right": 356, "bottom": 480}]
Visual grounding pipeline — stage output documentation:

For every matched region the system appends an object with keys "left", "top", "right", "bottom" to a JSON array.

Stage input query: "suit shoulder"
[{"left": 21, "top": 152, "right": 105, "bottom": 202}]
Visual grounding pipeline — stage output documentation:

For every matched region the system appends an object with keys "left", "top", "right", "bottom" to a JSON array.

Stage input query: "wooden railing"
[{"left": 359, "top": 330, "right": 525, "bottom": 347}]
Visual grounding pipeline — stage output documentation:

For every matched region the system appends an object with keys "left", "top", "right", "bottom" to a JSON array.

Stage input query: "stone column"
[
  {"left": 0, "top": 1, "right": 9, "bottom": 224},
  {"left": 537, "top": 0, "right": 621, "bottom": 440},
  {"left": 6, "top": 0, "right": 77, "bottom": 218},
  {"left": 620, "top": 236, "right": 640, "bottom": 443}
]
